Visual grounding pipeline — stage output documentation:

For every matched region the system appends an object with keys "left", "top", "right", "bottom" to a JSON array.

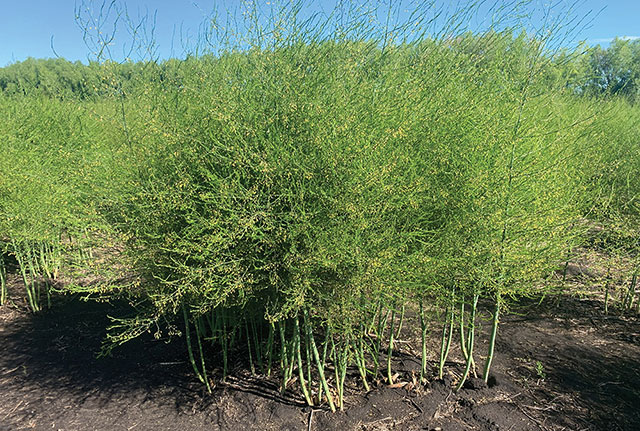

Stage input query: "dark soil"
[{"left": 1, "top": 269, "right": 639, "bottom": 431}]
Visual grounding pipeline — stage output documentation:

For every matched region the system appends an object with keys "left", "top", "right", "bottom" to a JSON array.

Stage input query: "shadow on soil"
[
  {"left": 501, "top": 295, "right": 640, "bottom": 431},
  {"left": 1, "top": 285, "right": 639, "bottom": 431},
  {"left": 0, "top": 293, "right": 308, "bottom": 431}
]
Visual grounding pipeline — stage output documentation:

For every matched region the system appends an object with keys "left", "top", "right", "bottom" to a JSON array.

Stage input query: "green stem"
[
  {"left": 304, "top": 310, "right": 336, "bottom": 412},
  {"left": 245, "top": 318, "right": 256, "bottom": 375},
  {"left": 356, "top": 326, "right": 370, "bottom": 391},
  {"left": 221, "top": 311, "right": 229, "bottom": 381},
  {"left": 459, "top": 299, "right": 467, "bottom": 357},
  {"left": 373, "top": 308, "right": 390, "bottom": 377},
  {"left": 317, "top": 326, "right": 331, "bottom": 402},
  {"left": 294, "top": 315, "right": 313, "bottom": 406},
  {"left": 194, "top": 316, "right": 212, "bottom": 393},
  {"left": 456, "top": 294, "right": 478, "bottom": 392},
  {"left": 624, "top": 268, "right": 638, "bottom": 310},
  {"left": 459, "top": 298, "right": 477, "bottom": 378},
  {"left": 266, "top": 322, "right": 275, "bottom": 376},
  {"left": 15, "top": 247, "right": 39, "bottom": 312},
  {"left": 250, "top": 317, "right": 263, "bottom": 373},
  {"left": 395, "top": 304, "right": 405, "bottom": 339},
  {"left": 0, "top": 255, "right": 7, "bottom": 306},
  {"left": 419, "top": 300, "right": 428, "bottom": 383},
  {"left": 439, "top": 302, "right": 454, "bottom": 380},
  {"left": 335, "top": 335, "right": 349, "bottom": 411},
  {"left": 331, "top": 339, "right": 340, "bottom": 407},
  {"left": 483, "top": 293, "right": 501, "bottom": 383},
  {"left": 279, "top": 321, "right": 290, "bottom": 392},
  {"left": 387, "top": 305, "right": 396, "bottom": 384},
  {"left": 182, "top": 305, "right": 206, "bottom": 387}
]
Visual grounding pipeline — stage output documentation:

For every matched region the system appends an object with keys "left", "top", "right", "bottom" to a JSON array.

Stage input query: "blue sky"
[{"left": 1, "top": 1, "right": 638, "bottom": 67}]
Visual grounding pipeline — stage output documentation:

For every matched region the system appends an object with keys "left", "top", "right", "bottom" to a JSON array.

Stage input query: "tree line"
[{"left": 2, "top": 37, "right": 640, "bottom": 102}]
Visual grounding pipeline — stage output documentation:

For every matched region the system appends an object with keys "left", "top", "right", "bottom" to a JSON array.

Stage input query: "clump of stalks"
[
  {"left": 0, "top": 94, "right": 114, "bottom": 312},
  {"left": 577, "top": 99, "right": 640, "bottom": 313},
  {"left": 98, "top": 0, "right": 588, "bottom": 402},
  {"left": 1, "top": 0, "right": 638, "bottom": 412}
]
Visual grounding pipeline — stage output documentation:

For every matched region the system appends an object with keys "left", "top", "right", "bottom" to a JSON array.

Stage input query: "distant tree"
[{"left": 577, "top": 38, "right": 640, "bottom": 101}]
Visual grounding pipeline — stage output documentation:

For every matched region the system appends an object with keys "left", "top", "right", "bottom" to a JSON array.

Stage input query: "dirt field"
[{"left": 1, "top": 265, "right": 639, "bottom": 431}]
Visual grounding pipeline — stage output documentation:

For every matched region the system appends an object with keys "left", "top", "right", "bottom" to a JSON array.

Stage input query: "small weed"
[{"left": 534, "top": 360, "right": 546, "bottom": 380}]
